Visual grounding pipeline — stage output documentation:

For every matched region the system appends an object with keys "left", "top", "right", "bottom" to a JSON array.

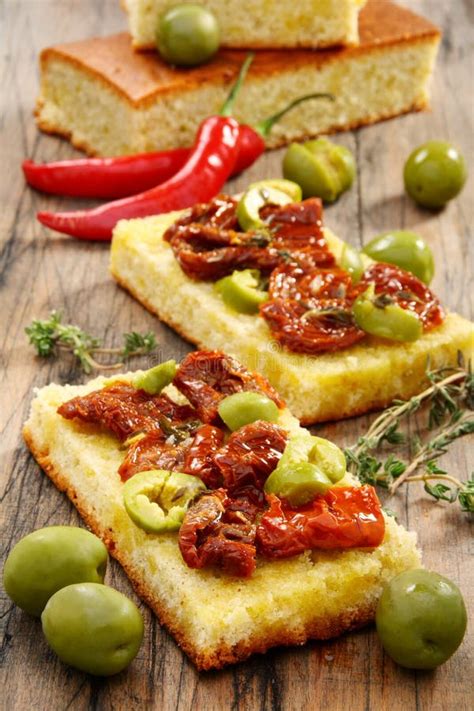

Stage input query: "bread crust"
[
  {"left": 23, "top": 425, "right": 377, "bottom": 670},
  {"left": 37, "top": 0, "right": 441, "bottom": 110}
]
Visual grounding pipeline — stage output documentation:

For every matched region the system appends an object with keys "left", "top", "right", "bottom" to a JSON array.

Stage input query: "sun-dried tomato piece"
[
  {"left": 213, "top": 421, "right": 288, "bottom": 494},
  {"left": 164, "top": 196, "right": 335, "bottom": 281},
  {"left": 118, "top": 430, "right": 196, "bottom": 481},
  {"left": 178, "top": 489, "right": 257, "bottom": 577},
  {"left": 261, "top": 298, "right": 365, "bottom": 354},
  {"left": 173, "top": 350, "right": 284, "bottom": 423},
  {"left": 57, "top": 384, "right": 197, "bottom": 441},
  {"left": 360, "top": 262, "right": 445, "bottom": 331},
  {"left": 182, "top": 424, "right": 225, "bottom": 488},
  {"left": 256, "top": 486, "right": 385, "bottom": 559}
]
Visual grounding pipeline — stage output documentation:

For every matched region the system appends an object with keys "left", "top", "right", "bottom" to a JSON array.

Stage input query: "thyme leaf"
[
  {"left": 345, "top": 356, "right": 474, "bottom": 514},
  {"left": 26, "top": 311, "right": 157, "bottom": 374}
]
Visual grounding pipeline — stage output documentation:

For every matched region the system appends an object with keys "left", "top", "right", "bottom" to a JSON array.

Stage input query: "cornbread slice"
[
  {"left": 24, "top": 372, "right": 420, "bottom": 670},
  {"left": 110, "top": 212, "right": 474, "bottom": 425},
  {"left": 36, "top": 1, "right": 440, "bottom": 157},
  {"left": 122, "top": 0, "right": 367, "bottom": 50}
]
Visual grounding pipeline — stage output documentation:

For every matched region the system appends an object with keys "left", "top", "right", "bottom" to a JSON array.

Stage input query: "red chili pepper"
[
  {"left": 37, "top": 115, "right": 241, "bottom": 241},
  {"left": 25, "top": 93, "right": 333, "bottom": 200}
]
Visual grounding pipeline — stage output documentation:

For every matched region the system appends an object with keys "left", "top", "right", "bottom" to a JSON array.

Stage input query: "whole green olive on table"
[
  {"left": 283, "top": 137, "right": 356, "bottom": 203},
  {"left": 404, "top": 141, "right": 467, "bottom": 209},
  {"left": 362, "top": 231, "right": 435, "bottom": 284},
  {"left": 156, "top": 3, "right": 220, "bottom": 67},
  {"left": 42, "top": 583, "right": 144, "bottom": 676},
  {"left": 376, "top": 569, "right": 467, "bottom": 669},
  {"left": 3, "top": 526, "right": 108, "bottom": 616}
]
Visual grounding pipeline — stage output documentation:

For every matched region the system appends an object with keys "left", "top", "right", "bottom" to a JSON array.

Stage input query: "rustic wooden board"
[{"left": 0, "top": 1, "right": 472, "bottom": 709}]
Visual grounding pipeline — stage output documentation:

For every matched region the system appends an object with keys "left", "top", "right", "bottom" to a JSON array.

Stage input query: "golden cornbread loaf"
[
  {"left": 110, "top": 212, "right": 474, "bottom": 426},
  {"left": 122, "top": 0, "right": 367, "bottom": 50},
  {"left": 24, "top": 372, "right": 420, "bottom": 670},
  {"left": 36, "top": 1, "right": 440, "bottom": 157}
]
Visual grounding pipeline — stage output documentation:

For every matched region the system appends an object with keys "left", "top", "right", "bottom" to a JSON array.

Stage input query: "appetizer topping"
[
  {"left": 57, "top": 384, "right": 196, "bottom": 442},
  {"left": 217, "top": 391, "right": 280, "bottom": 431},
  {"left": 57, "top": 352, "right": 386, "bottom": 576},
  {"left": 265, "top": 433, "right": 346, "bottom": 505},
  {"left": 182, "top": 424, "right": 225, "bottom": 489},
  {"left": 256, "top": 486, "right": 385, "bottom": 559},
  {"left": 122, "top": 470, "right": 206, "bottom": 533},
  {"left": 166, "top": 192, "right": 446, "bottom": 352},
  {"left": 214, "top": 268, "right": 268, "bottom": 315},
  {"left": 132, "top": 360, "right": 177, "bottom": 395},
  {"left": 359, "top": 263, "right": 444, "bottom": 330},
  {"left": 236, "top": 179, "right": 302, "bottom": 231},
  {"left": 261, "top": 265, "right": 365, "bottom": 354},
  {"left": 172, "top": 350, "right": 284, "bottom": 423},
  {"left": 362, "top": 231, "right": 434, "bottom": 285},
  {"left": 178, "top": 489, "right": 257, "bottom": 578},
  {"left": 213, "top": 421, "right": 288, "bottom": 494},
  {"left": 164, "top": 196, "right": 334, "bottom": 281},
  {"left": 283, "top": 137, "right": 356, "bottom": 203}
]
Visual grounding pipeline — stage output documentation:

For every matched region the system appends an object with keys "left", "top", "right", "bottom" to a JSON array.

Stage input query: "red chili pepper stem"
[
  {"left": 254, "top": 92, "right": 335, "bottom": 138},
  {"left": 219, "top": 53, "right": 255, "bottom": 118}
]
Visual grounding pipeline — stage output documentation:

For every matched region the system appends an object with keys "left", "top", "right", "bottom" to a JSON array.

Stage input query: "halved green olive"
[
  {"left": 236, "top": 179, "right": 302, "bottom": 231},
  {"left": 353, "top": 285, "right": 422, "bottom": 342},
  {"left": 277, "top": 432, "right": 346, "bottom": 485},
  {"left": 215, "top": 269, "right": 268, "bottom": 314},
  {"left": 282, "top": 138, "right": 356, "bottom": 203},
  {"left": 264, "top": 461, "right": 332, "bottom": 506},
  {"left": 218, "top": 391, "right": 280, "bottom": 431},
  {"left": 362, "top": 231, "right": 434, "bottom": 284},
  {"left": 123, "top": 470, "right": 206, "bottom": 533},
  {"left": 132, "top": 360, "right": 177, "bottom": 395},
  {"left": 339, "top": 243, "right": 364, "bottom": 282}
]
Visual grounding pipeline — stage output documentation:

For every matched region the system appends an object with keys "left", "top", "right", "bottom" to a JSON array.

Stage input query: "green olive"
[
  {"left": 132, "top": 360, "right": 177, "bottom": 395},
  {"left": 282, "top": 138, "right": 356, "bottom": 203},
  {"left": 156, "top": 4, "right": 220, "bottom": 67},
  {"left": 42, "top": 583, "right": 144, "bottom": 676},
  {"left": 339, "top": 243, "right": 364, "bottom": 282},
  {"left": 404, "top": 141, "right": 467, "bottom": 209},
  {"left": 218, "top": 391, "right": 280, "bottom": 431},
  {"left": 362, "top": 231, "right": 434, "bottom": 284},
  {"left": 215, "top": 269, "right": 268, "bottom": 314},
  {"left": 376, "top": 569, "right": 467, "bottom": 669},
  {"left": 264, "top": 461, "right": 332, "bottom": 506},
  {"left": 353, "top": 285, "right": 422, "bottom": 342},
  {"left": 3, "top": 527, "right": 108, "bottom": 617},
  {"left": 123, "top": 470, "right": 206, "bottom": 533},
  {"left": 236, "top": 180, "right": 302, "bottom": 232},
  {"left": 276, "top": 432, "right": 346, "bottom": 485}
]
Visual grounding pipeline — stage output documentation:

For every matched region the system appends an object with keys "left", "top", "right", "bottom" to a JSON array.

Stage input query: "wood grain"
[{"left": 0, "top": 1, "right": 472, "bottom": 709}]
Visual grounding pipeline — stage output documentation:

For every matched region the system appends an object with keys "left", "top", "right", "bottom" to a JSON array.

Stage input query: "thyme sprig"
[
  {"left": 26, "top": 311, "right": 157, "bottom": 374},
  {"left": 345, "top": 355, "right": 474, "bottom": 513}
]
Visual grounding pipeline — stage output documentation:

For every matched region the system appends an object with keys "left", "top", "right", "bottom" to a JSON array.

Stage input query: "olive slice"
[
  {"left": 353, "top": 285, "right": 423, "bottom": 342},
  {"left": 123, "top": 470, "right": 206, "bottom": 534},
  {"left": 236, "top": 179, "right": 302, "bottom": 231},
  {"left": 132, "top": 360, "right": 177, "bottom": 395},
  {"left": 215, "top": 269, "right": 268, "bottom": 314}
]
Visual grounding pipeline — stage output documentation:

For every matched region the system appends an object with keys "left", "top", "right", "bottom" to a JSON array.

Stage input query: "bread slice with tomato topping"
[
  {"left": 24, "top": 356, "right": 420, "bottom": 670},
  {"left": 123, "top": 0, "right": 367, "bottom": 51},
  {"left": 110, "top": 209, "right": 474, "bottom": 426}
]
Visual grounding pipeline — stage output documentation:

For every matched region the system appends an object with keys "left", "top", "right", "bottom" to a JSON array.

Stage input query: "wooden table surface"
[{"left": 1, "top": 1, "right": 472, "bottom": 709}]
